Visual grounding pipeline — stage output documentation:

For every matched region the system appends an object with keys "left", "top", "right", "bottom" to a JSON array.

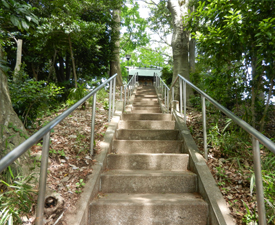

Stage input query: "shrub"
[{"left": 9, "top": 70, "right": 63, "bottom": 126}]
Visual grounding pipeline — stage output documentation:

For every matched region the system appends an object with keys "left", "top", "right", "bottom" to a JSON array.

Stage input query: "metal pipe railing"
[
  {"left": 154, "top": 74, "right": 170, "bottom": 112},
  {"left": 124, "top": 73, "right": 138, "bottom": 107},
  {"left": 0, "top": 73, "right": 119, "bottom": 225},
  {"left": 169, "top": 73, "right": 275, "bottom": 225}
]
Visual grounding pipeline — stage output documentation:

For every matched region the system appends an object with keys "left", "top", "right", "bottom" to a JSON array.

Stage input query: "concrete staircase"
[{"left": 90, "top": 86, "right": 208, "bottom": 224}]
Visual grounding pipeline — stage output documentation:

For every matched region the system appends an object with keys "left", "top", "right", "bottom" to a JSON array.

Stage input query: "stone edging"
[{"left": 172, "top": 109, "right": 235, "bottom": 225}]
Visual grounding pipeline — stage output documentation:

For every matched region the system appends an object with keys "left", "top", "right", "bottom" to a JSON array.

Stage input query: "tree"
[
  {"left": 0, "top": 0, "right": 38, "bottom": 174},
  {"left": 189, "top": 0, "right": 275, "bottom": 130},
  {"left": 167, "top": 0, "right": 193, "bottom": 101},
  {"left": 110, "top": 6, "right": 123, "bottom": 86},
  {"left": 141, "top": 0, "right": 194, "bottom": 102}
]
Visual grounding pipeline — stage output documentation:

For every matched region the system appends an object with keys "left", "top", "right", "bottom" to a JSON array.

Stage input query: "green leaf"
[
  {"left": 2, "top": 0, "right": 10, "bottom": 9},
  {"left": 10, "top": 15, "right": 20, "bottom": 27},
  {"left": 21, "top": 20, "right": 29, "bottom": 30}
]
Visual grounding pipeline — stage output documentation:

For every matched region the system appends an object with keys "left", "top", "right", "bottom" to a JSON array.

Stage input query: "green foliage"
[
  {"left": 121, "top": 2, "right": 149, "bottom": 52},
  {"left": 248, "top": 152, "right": 275, "bottom": 223},
  {"left": 96, "top": 88, "right": 109, "bottom": 103},
  {"left": 161, "top": 66, "right": 173, "bottom": 85},
  {"left": 0, "top": 174, "right": 37, "bottom": 224},
  {"left": 66, "top": 83, "right": 89, "bottom": 108},
  {"left": 0, "top": 0, "right": 38, "bottom": 31},
  {"left": 188, "top": 0, "right": 275, "bottom": 128},
  {"left": 8, "top": 69, "right": 63, "bottom": 126},
  {"left": 75, "top": 179, "right": 85, "bottom": 194},
  {"left": 242, "top": 200, "right": 258, "bottom": 224}
]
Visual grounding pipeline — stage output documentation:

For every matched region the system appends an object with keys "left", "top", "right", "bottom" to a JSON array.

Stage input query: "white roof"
[{"left": 127, "top": 67, "right": 162, "bottom": 77}]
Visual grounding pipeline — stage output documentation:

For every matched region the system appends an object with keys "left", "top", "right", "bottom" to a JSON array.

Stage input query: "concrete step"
[
  {"left": 132, "top": 109, "right": 162, "bottom": 113},
  {"left": 112, "top": 140, "right": 183, "bottom": 153},
  {"left": 135, "top": 94, "right": 158, "bottom": 98},
  {"left": 134, "top": 98, "right": 158, "bottom": 102},
  {"left": 132, "top": 102, "right": 160, "bottom": 107},
  {"left": 116, "top": 129, "right": 179, "bottom": 140},
  {"left": 132, "top": 107, "right": 160, "bottom": 110},
  {"left": 118, "top": 120, "right": 175, "bottom": 129},
  {"left": 135, "top": 92, "right": 157, "bottom": 95},
  {"left": 100, "top": 170, "right": 197, "bottom": 193},
  {"left": 90, "top": 193, "right": 208, "bottom": 225},
  {"left": 107, "top": 153, "right": 189, "bottom": 171},
  {"left": 122, "top": 113, "right": 173, "bottom": 121}
]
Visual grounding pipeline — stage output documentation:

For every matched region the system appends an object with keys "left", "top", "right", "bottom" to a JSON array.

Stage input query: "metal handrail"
[
  {"left": 0, "top": 73, "right": 118, "bottom": 225},
  {"left": 154, "top": 74, "right": 170, "bottom": 111},
  {"left": 124, "top": 73, "right": 138, "bottom": 110},
  {"left": 177, "top": 74, "right": 275, "bottom": 154},
  {"left": 170, "top": 73, "right": 275, "bottom": 225}
]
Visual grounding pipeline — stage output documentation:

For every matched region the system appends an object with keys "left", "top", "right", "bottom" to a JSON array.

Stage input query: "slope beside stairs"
[{"left": 89, "top": 86, "right": 208, "bottom": 224}]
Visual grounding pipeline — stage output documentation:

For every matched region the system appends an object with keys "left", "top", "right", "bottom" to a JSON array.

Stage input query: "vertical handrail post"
[
  {"left": 172, "top": 87, "right": 174, "bottom": 101},
  {"left": 164, "top": 88, "right": 167, "bottom": 108},
  {"left": 183, "top": 81, "right": 187, "bottom": 123},
  {"left": 167, "top": 89, "right": 170, "bottom": 112},
  {"left": 179, "top": 79, "right": 183, "bottom": 115},
  {"left": 252, "top": 137, "right": 267, "bottom": 225},
  {"left": 124, "top": 85, "right": 126, "bottom": 112},
  {"left": 108, "top": 80, "right": 113, "bottom": 122},
  {"left": 90, "top": 93, "right": 96, "bottom": 155},
  {"left": 36, "top": 132, "right": 50, "bottom": 225},
  {"left": 128, "top": 84, "right": 130, "bottom": 103},
  {"left": 112, "top": 77, "right": 116, "bottom": 117},
  {"left": 202, "top": 96, "right": 207, "bottom": 160}
]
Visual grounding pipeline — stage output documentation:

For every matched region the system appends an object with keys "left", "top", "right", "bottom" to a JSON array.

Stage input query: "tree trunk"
[
  {"left": 68, "top": 35, "right": 77, "bottom": 88},
  {"left": 259, "top": 76, "right": 274, "bottom": 132},
  {"left": 13, "top": 39, "right": 23, "bottom": 82},
  {"left": 0, "top": 42, "right": 30, "bottom": 176},
  {"left": 189, "top": 38, "right": 196, "bottom": 74},
  {"left": 189, "top": 5, "right": 196, "bottom": 74},
  {"left": 110, "top": 8, "right": 123, "bottom": 86},
  {"left": 65, "top": 52, "right": 71, "bottom": 81},
  {"left": 31, "top": 63, "right": 38, "bottom": 80},
  {"left": 168, "top": 0, "right": 193, "bottom": 102}
]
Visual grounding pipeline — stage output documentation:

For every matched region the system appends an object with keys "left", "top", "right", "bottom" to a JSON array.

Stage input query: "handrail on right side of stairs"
[
  {"left": 154, "top": 73, "right": 170, "bottom": 111},
  {"left": 159, "top": 73, "right": 275, "bottom": 225}
]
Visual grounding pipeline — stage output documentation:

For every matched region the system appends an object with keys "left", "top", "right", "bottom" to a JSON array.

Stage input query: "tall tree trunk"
[
  {"left": 259, "top": 77, "right": 274, "bottom": 132},
  {"left": 189, "top": 5, "right": 196, "bottom": 74},
  {"left": 47, "top": 49, "right": 57, "bottom": 83},
  {"left": 65, "top": 52, "right": 71, "bottom": 81},
  {"left": 110, "top": 8, "right": 123, "bottom": 86},
  {"left": 0, "top": 41, "right": 30, "bottom": 176},
  {"left": 31, "top": 63, "right": 38, "bottom": 80},
  {"left": 189, "top": 38, "right": 196, "bottom": 74},
  {"left": 168, "top": 0, "right": 193, "bottom": 102},
  {"left": 68, "top": 35, "right": 77, "bottom": 88},
  {"left": 13, "top": 39, "right": 23, "bottom": 82}
]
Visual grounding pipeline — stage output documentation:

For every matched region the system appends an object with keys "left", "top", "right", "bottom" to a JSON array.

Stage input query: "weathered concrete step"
[
  {"left": 101, "top": 170, "right": 197, "bottom": 193},
  {"left": 134, "top": 98, "right": 158, "bottom": 102},
  {"left": 90, "top": 193, "right": 208, "bottom": 225},
  {"left": 132, "top": 109, "right": 162, "bottom": 113},
  {"left": 118, "top": 120, "right": 175, "bottom": 129},
  {"left": 107, "top": 153, "right": 189, "bottom": 171},
  {"left": 116, "top": 129, "right": 179, "bottom": 140},
  {"left": 135, "top": 94, "right": 158, "bottom": 98},
  {"left": 136, "top": 92, "right": 157, "bottom": 95},
  {"left": 113, "top": 140, "right": 183, "bottom": 153},
  {"left": 132, "top": 107, "right": 160, "bottom": 110},
  {"left": 122, "top": 113, "right": 172, "bottom": 121},
  {"left": 132, "top": 102, "right": 159, "bottom": 106}
]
